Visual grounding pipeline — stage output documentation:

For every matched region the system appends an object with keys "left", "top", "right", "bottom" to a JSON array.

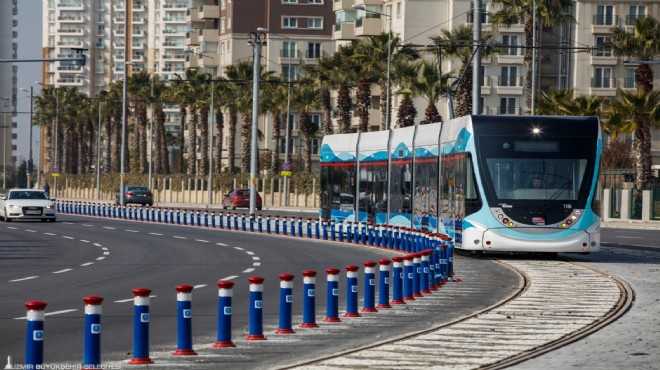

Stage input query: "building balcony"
[
  {"left": 57, "top": 40, "right": 83, "bottom": 47},
  {"left": 626, "top": 14, "right": 646, "bottom": 26},
  {"left": 57, "top": 15, "right": 84, "bottom": 23},
  {"left": 112, "top": 4, "right": 125, "bottom": 12},
  {"left": 58, "top": 2, "right": 84, "bottom": 10},
  {"left": 495, "top": 76, "right": 524, "bottom": 95},
  {"left": 132, "top": 16, "right": 146, "bottom": 24},
  {"left": 354, "top": 16, "right": 383, "bottom": 37},
  {"left": 164, "top": 16, "right": 187, "bottom": 23},
  {"left": 334, "top": 22, "right": 355, "bottom": 40},
  {"left": 186, "top": 30, "right": 200, "bottom": 46},
  {"left": 132, "top": 53, "right": 145, "bottom": 62},
  {"left": 113, "top": 41, "right": 125, "bottom": 48},
  {"left": 164, "top": 2, "right": 188, "bottom": 9},
  {"left": 481, "top": 76, "right": 492, "bottom": 95},
  {"left": 592, "top": 15, "right": 619, "bottom": 31},
  {"left": 590, "top": 53, "right": 617, "bottom": 66},
  {"left": 114, "top": 15, "right": 125, "bottom": 23},
  {"left": 163, "top": 53, "right": 187, "bottom": 61},
  {"left": 133, "top": 2, "right": 146, "bottom": 12},
  {"left": 333, "top": 0, "right": 354, "bottom": 11},
  {"left": 187, "top": 7, "right": 200, "bottom": 22},
  {"left": 199, "top": 28, "right": 219, "bottom": 43},
  {"left": 57, "top": 76, "right": 86, "bottom": 86},
  {"left": 200, "top": 4, "right": 219, "bottom": 19},
  {"left": 621, "top": 77, "right": 637, "bottom": 90},
  {"left": 57, "top": 28, "right": 84, "bottom": 35},
  {"left": 57, "top": 65, "right": 82, "bottom": 71}
]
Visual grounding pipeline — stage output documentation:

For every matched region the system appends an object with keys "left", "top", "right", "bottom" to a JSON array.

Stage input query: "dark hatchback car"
[
  {"left": 116, "top": 186, "right": 154, "bottom": 206},
  {"left": 222, "top": 189, "right": 262, "bottom": 210}
]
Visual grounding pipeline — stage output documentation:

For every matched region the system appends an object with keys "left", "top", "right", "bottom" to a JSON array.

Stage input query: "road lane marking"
[
  {"left": 14, "top": 309, "right": 78, "bottom": 320},
  {"left": 195, "top": 239, "right": 209, "bottom": 243},
  {"left": 149, "top": 232, "right": 163, "bottom": 236},
  {"left": 615, "top": 236, "right": 642, "bottom": 239},
  {"left": 233, "top": 246, "right": 244, "bottom": 250},
  {"left": 62, "top": 222, "right": 73, "bottom": 225},
  {"left": 53, "top": 269, "right": 73, "bottom": 274},
  {"left": 44, "top": 232, "right": 56, "bottom": 236},
  {"left": 101, "top": 247, "right": 108, "bottom": 251},
  {"left": 9, "top": 276, "right": 38, "bottom": 282},
  {"left": 80, "top": 240, "right": 90, "bottom": 243},
  {"left": 193, "top": 284, "right": 208, "bottom": 289},
  {"left": 242, "top": 268, "right": 255, "bottom": 273},
  {"left": 94, "top": 243, "right": 102, "bottom": 247},
  {"left": 103, "top": 251, "right": 110, "bottom": 255},
  {"left": 82, "top": 224, "right": 94, "bottom": 227},
  {"left": 115, "top": 295, "right": 158, "bottom": 303},
  {"left": 62, "top": 236, "right": 74, "bottom": 239},
  {"left": 217, "top": 242, "right": 229, "bottom": 246},
  {"left": 220, "top": 275, "right": 238, "bottom": 281},
  {"left": 102, "top": 226, "right": 116, "bottom": 230},
  {"left": 253, "top": 262, "right": 261, "bottom": 267},
  {"left": 173, "top": 236, "right": 187, "bottom": 239},
  {"left": 252, "top": 256, "right": 260, "bottom": 261},
  {"left": 80, "top": 262, "right": 94, "bottom": 267},
  {"left": 96, "top": 256, "right": 106, "bottom": 261},
  {"left": 7, "top": 226, "right": 17, "bottom": 230},
  {"left": 125, "top": 230, "right": 139, "bottom": 233},
  {"left": 26, "top": 230, "right": 37, "bottom": 233},
  {"left": 246, "top": 251, "right": 255, "bottom": 255}
]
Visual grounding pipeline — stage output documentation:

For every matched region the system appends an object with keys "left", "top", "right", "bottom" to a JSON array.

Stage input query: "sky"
[{"left": 14, "top": 0, "right": 42, "bottom": 165}]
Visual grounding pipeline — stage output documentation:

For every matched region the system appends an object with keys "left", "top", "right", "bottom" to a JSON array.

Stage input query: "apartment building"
[
  {"left": 186, "top": 0, "right": 335, "bottom": 171},
  {"left": 1, "top": 0, "right": 17, "bottom": 174}
]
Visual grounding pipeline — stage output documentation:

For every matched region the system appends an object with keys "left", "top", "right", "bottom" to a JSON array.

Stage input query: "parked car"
[
  {"left": 116, "top": 186, "right": 153, "bottom": 206},
  {"left": 222, "top": 189, "right": 262, "bottom": 210},
  {"left": 0, "top": 189, "right": 57, "bottom": 222}
]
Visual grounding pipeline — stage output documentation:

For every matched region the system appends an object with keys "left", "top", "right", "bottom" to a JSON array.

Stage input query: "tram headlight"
[
  {"left": 497, "top": 214, "right": 503, "bottom": 219},
  {"left": 571, "top": 215, "right": 577, "bottom": 220}
]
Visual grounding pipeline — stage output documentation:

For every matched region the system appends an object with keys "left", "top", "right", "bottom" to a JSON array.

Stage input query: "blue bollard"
[
  {"left": 386, "top": 225, "right": 393, "bottom": 248},
  {"left": 218, "top": 212, "right": 224, "bottom": 229},
  {"left": 306, "top": 218, "right": 312, "bottom": 239},
  {"left": 412, "top": 253, "right": 422, "bottom": 298},
  {"left": 275, "top": 274, "right": 295, "bottom": 334},
  {"left": 246, "top": 276, "right": 266, "bottom": 340},
  {"left": 204, "top": 211, "right": 209, "bottom": 228},
  {"left": 448, "top": 241, "right": 456, "bottom": 280},
  {"left": 345, "top": 221, "right": 352, "bottom": 242},
  {"left": 322, "top": 219, "right": 328, "bottom": 240},
  {"left": 391, "top": 256, "right": 405, "bottom": 305},
  {"left": 376, "top": 259, "right": 392, "bottom": 309},
  {"left": 367, "top": 223, "right": 374, "bottom": 246},
  {"left": 421, "top": 251, "right": 431, "bottom": 294},
  {"left": 225, "top": 213, "right": 232, "bottom": 230},
  {"left": 300, "top": 270, "right": 319, "bottom": 328},
  {"left": 282, "top": 216, "right": 288, "bottom": 236},
  {"left": 249, "top": 214, "right": 255, "bottom": 232},
  {"left": 241, "top": 214, "right": 247, "bottom": 232},
  {"left": 344, "top": 265, "right": 361, "bottom": 318},
  {"left": 314, "top": 218, "right": 320, "bottom": 239},
  {"left": 293, "top": 217, "right": 300, "bottom": 236},
  {"left": 403, "top": 254, "right": 415, "bottom": 301},
  {"left": 360, "top": 222, "right": 367, "bottom": 245},
  {"left": 128, "top": 287, "right": 154, "bottom": 365},
  {"left": 257, "top": 215, "right": 263, "bottom": 233},
  {"left": 176, "top": 209, "right": 181, "bottom": 225},
  {"left": 274, "top": 215, "right": 280, "bottom": 234},
  {"left": 265, "top": 215, "right": 271, "bottom": 234},
  {"left": 361, "top": 261, "right": 378, "bottom": 313},
  {"left": 439, "top": 244, "right": 448, "bottom": 283},
  {"left": 82, "top": 296, "right": 104, "bottom": 368},
  {"left": 210, "top": 211, "right": 215, "bottom": 228},
  {"left": 157, "top": 208, "right": 162, "bottom": 223},
  {"left": 214, "top": 281, "right": 235, "bottom": 347},
  {"left": 352, "top": 222, "right": 359, "bottom": 243},
  {"left": 324, "top": 268, "right": 341, "bottom": 323},
  {"left": 173, "top": 285, "right": 197, "bottom": 356},
  {"left": 182, "top": 209, "right": 189, "bottom": 225},
  {"left": 234, "top": 213, "right": 240, "bottom": 230},
  {"left": 196, "top": 210, "right": 202, "bottom": 227},
  {"left": 24, "top": 300, "right": 47, "bottom": 368}
]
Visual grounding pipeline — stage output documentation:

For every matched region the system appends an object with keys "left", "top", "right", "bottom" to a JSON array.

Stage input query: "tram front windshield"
[{"left": 478, "top": 136, "right": 595, "bottom": 207}]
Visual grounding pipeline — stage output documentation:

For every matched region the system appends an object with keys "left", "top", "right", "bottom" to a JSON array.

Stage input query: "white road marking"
[
  {"left": 25, "top": 230, "right": 37, "bottom": 233},
  {"left": 103, "top": 251, "right": 110, "bottom": 255},
  {"left": 242, "top": 268, "right": 256, "bottom": 273},
  {"left": 96, "top": 256, "right": 105, "bottom": 261},
  {"left": 217, "top": 242, "right": 229, "bottom": 246},
  {"left": 125, "top": 230, "right": 139, "bottom": 233},
  {"left": 220, "top": 275, "right": 238, "bottom": 281},
  {"left": 149, "top": 232, "right": 163, "bottom": 236},
  {"left": 80, "top": 262, "right": 94, "bottom": 267},
  {"left": 233, "top": 246, "right": 244, "bottom": 251},
  {"left": 246, "top": 251, "right": 255, "bottom": 255},
  {"left": 44, "top": 232, "right": 56, "bottom": 236},
  {"left": 615, "top": 236, "right": 642, "bottom": 239},
  {"left": 193, "top": 284, "right": 208, "bottom": 289},
  {"left": 7, "top": 226, "right": 17, "bottom": 230},
  {"left": 80, "top": 240, "right": 90, "bottom": 243},
  {"left": 173, "top": 236, "right": 187, "bottom": 239},
  {"left": 62, "top": 222, "right": 73, "bottom": 225},
  {"left": 52, "top": 269, "right": 73, "bottom": 274},
  {"left": 82, "top": 224, "right": 94, "bottom": 227},
  {"left": 9, "top": 276, "right": 38, "bottom": 282},
  {"left": 14, "top": 309, "right": 78, "bottom": 320},
  {"left": 195, "top": 239, "right": 209, "bottom": 243},
  {"left": 93, "top": 243, "right": 102, "bottom": 247},
  {"left": 115, "top": 295, "right": 158, "bottom": 303},
  {"left": 101, "top": 247, "right": 108, "bottom": 251},
  {"left": 102, "top": 226, "right": 116, "bottom": 230},
  {"left": 62, "top": 236, "right": 74, "bottom": 240},
  {"left": 252, "top": 256, "right": 260, "bottom": 261},
  {"left": 253, "top": 262, "right": 261, "bottom": 267}
]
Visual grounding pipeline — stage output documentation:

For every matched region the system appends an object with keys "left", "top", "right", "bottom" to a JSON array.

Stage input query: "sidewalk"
[{"left": 601, "top": 218, "right": 660, "bottom": 230}]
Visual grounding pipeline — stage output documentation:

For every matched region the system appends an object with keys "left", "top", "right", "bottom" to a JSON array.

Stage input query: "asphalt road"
[{"left": 2, "top": 216, "right": 658, "bottom": 369}]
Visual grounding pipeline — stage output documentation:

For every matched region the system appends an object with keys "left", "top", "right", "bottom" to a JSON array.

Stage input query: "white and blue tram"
[{"left": 320, "top": 115, "right": 602, "bottom": 253}]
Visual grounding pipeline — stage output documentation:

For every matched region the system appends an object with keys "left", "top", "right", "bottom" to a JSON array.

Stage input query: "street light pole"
[
  {"left": 20, "top": 87, "right": 35, "bottom": 188},
  {"left": 120, "top": 61, "right": 132, "bottom": 206},
  {"left": 248, "top": 29, "right": 267, "bottom": 215},
  {"left": 96, "top": 98, "right": 102, "bottom": 199},
  {"left": 1, "top": 98, "right": 8, "bottom": 189},
  {"left": 148, "top": 75, "right": 154, "bottom": 191},
  {"left": 353, "top": 4, "right": 392, "bottom": 130}
]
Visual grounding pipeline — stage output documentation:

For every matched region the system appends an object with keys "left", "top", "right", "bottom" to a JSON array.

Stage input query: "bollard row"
[{"left": 23, "top": 250, "right": 453, "bottom": 368}]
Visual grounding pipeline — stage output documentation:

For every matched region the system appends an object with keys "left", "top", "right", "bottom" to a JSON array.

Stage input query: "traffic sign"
[
  {"left": 280, "top": 171, "right": 292, "bottom": 177},
  {"left": 52, "top": 173, "right": 60, "bottom": 177},
  {"left": 281, "top": 163, "right": 292, "bottom": 171}
]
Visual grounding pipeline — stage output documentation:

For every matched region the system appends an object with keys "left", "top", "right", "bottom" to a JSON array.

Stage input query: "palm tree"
[
  {"left": 292, "top": 79, "right": 321, "bottom": 172},
  {"left": 128, "top": 70, "right": 153, "bottom": 174},
  {"left": 609, "top": 16, "right": 660, "bottom": 94},
  {"left": 393, "top": 60, "right": 420, "bottom": 127},
  {"left": 261, "top": 78, "right": 287, "bottom": 174},
  {"left": 170, "top": 68, "right": 200, "bottom": 173},
  {"left": 412, "top": 59, "right": 448, "bottom": 124},
  {"left": 302, "top": 57, "right": 334, "bottom": 136},
  {"left": 491, "top": 0, "right": 574, "bottom": 111},
  {"left": 605, "top": 89, "right": 660, "bottom": 190},
  {"left": 225, "top": 60, "right": 256, "bottom": 173},
  {"left": 329, "top": 43, "right": 358, "bottom": 133},
  {"left": 34, "top": 88, "right": 57, "bottom": 174},
  {"left": 536, "top": 88, "right": 604, "bottom": 117}
]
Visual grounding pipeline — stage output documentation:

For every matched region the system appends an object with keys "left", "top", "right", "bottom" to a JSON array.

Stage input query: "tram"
[{"left": 320, "top": 115, "right": 602, "bottom": 253}]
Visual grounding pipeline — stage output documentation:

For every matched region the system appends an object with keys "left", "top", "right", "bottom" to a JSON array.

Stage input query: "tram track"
[{"left": 288, "top": 258, "right": 633, "bottom": 370}]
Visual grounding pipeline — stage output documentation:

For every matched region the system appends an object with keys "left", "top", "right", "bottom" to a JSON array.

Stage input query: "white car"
[{"left": 0, "top": 189, "right": 57, "bottom": 222}]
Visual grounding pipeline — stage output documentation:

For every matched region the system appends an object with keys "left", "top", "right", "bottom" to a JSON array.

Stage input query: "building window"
[
  {"left": 499, "top": 97, "right": 517, "bottom": 115},
  {"left": 595, "top": 5, "right": 614, "bottom": 26},
  {"left": 624, "top": 68, "right": 636, "bottom": 89},
  {"left": 308, "top": 0, "right": 323, "bottom": 4},
  {"left": 593, "top": 67, "right": 613, "bottom": 88},
  {"left": 283, "top": 17, "right": 298, "bottom": 28},
  {"left": 499, "top": 66, "right": 518, "bottom": 87},
  {"left": 627, "top": 5, "right": 645, "bottom": 25},
  {"left": 501, "top": 35, "right": 519, "bottom": 56},
  {"left": 308, "top": 18, "right": 323, "bottom": 29},
  {"left": 282, "top": 41, "right": 296, "bottom": 58},
  {"left": 307, "top": 42, "right": 321, "bottom": 58},
  {"left": 279, "top": 138, "right": 287, "bottom": 154},
  {"left": 468, "top": 2, "right": 488, "bottom": 24},
  {"left": 282, "top": 0, "right": 298, "bottom": 3},
  {"left": 312, "top": 138, "right": 320, "bottom": 154},
  {"left": 282, "top": 65, "right": 297, "bottom": 81},
  {"left": 593, "top": 36, "right": 612, "bottom": 57}
]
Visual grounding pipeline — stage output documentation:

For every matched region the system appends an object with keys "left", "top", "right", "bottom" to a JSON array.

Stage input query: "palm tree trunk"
[
  {"left": 113, "top": 109, "right": 121, "bottom": 172},
  {"left": 524, "top": 19, "right": 534, "bottom": 112},
  {"left": 103, "top": 113, "right": 112, "bottom": 174},
  {"left": 178, "top": 105, "right": 186, "bottom": 174},
  {"left": 379, "top": 80, "right": 388, "bottom": 130},
  {"left": 338, "top": 84, "right": 352, "bottom": 133},
  {"left": 455, "top": 66, "right": 473, "bottom": 117},
  {"left": 136, "top": 103, "right": 148, "bottom": 174},
  {"left": 214, "top": 108, "right": 224, "bottom": 173},
  {"left": 240, "top": 113, "right": 251, "bottom": 173},
  {"left": 199, "top": 107, "right": 209, "bottom": 176},
  {"left": 634, "top": 122, "right": 653, "bottom": 190},
  {"left": 271, "top": 111, "right": 282, "bottom": 174},
  {"left": 228, "top": 107, "right": 237, "bottom": 173},
  {"left": 356, "top": 80, "right": 371, "bottom": 133},
  {"left": 322, "top": 88, "right": 333, "bottom": 135}
]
